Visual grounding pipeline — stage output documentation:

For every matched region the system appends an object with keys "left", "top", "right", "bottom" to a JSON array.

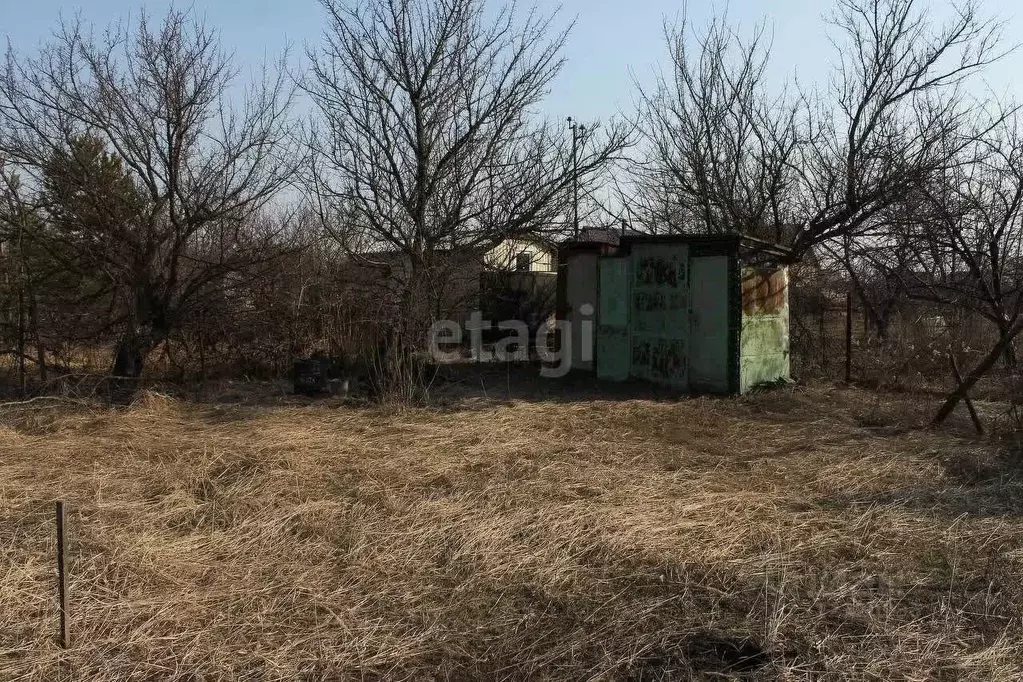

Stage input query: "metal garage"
[{"left": 557, "top": 234, "right": 791, "bottom": 394}]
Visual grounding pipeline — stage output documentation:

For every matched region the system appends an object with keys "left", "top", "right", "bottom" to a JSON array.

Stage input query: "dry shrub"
[{"left": 1, "top": 382, "right": 1022, "bottom": 680}]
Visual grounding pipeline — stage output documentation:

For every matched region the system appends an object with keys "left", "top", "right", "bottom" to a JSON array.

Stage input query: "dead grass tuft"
[{"left": 1, "top": 381, "right": 1021, "bottom": 680}]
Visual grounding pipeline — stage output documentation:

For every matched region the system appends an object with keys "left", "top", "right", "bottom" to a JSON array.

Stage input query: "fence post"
[
  {"left": 820, "top": 300, "right": 827, "bottom": 372},
  {"left": 845, "top": 292, "right": 853, "bottom": 383},
  {"left": 56, "top": 501, "right": 69, "bottom": 649}
]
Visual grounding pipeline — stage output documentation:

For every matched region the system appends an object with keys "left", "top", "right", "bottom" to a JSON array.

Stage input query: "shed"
[{"left": 556, "top": 234, "right": 791, "bottom": 394}]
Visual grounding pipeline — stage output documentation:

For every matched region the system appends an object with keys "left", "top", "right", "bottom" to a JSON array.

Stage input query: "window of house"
[{"left": 516, "top": 251, "right": 533, "bottom": 272}]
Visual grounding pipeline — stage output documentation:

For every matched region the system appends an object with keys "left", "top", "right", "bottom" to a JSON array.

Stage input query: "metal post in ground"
[{"left": 56, "top": 501, "right": 69, "bottom": 649}]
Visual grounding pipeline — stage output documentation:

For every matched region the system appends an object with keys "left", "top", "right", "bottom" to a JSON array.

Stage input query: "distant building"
[
  {"left": 341, "top": 235, "right": 557, "bottom": 329},
  {"left": 484, "top": 237, "right": 555, "bottom": 273}
]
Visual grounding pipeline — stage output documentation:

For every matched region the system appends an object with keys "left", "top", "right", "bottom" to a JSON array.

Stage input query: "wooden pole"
[
  {"left": 820, "top": 301, "right": 827, "bottom": 372},
  {"left": 845, "top": 292, "right": 853, "bottom": 383},
  {"left": 17, "top": 287, "right": 26, "bottom": 397},
  {"left": 56, "top": 501, "right": 69, "bottom": 649},
  {"left": 198, "top": 312, "right": 207, "bottom": 384}
]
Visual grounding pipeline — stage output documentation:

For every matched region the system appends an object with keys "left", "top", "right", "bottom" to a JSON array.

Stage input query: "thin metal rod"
[
  {"left": 569, "top": 117, "right": 581, "bottom": 239},
  {"left": 56, "top": 501, "right": 69, "bottom": 649}
]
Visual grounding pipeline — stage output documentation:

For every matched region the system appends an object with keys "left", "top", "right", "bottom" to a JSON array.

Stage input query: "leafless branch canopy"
[
  {"left": 304, "top": 0, "right": 629, "bottom": 265},
  {"left": 0, "top": 8, "right": 298, "bottom": 376},
  {"left": 636, "top": 0, "right": 1010, "bottom": 260}
]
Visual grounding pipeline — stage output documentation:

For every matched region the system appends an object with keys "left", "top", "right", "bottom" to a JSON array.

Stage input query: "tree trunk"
[
  {"left": 933, "top": 318, "right": 1023, "bottom": 426},
  {"left": 873, "top": 307, "right": 892, "bottom": 342},
  {"left": 199, "top": 330, "right": 207, "bottom": 384},
  {"left": 1004, "top": 341, "right": 1019, "bottom": 368},
  {"left": 109, "top": 336, "right": 146, "bottom": 404},
  {"left": 997, "top": 320, "right": 1018, "bottom": 368},
  {"left": 27, "top": 285, "right": 47, "bottom": 383},
  {"left": 112, "top": 334, "right": 150, "bottom": 378},
  {"left": 110, "top": 326, "right": 164, "bottom": 401},
  {"left": 948, "top": 352, "right": 983, "bottom": 434},
  {"left": 35, "top": 342, "right": 47, "bottom": 384}
]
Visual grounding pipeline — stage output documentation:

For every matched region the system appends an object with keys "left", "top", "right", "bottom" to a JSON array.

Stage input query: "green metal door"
[
  {"left": 629, "top": 244, "right": 689, "bottom": 389},
  {"left": 597, "top": 257, "right": 630, "bottom": 381},
  {"left": 688, "top": 255, "right": 730, "bottom": 393}
]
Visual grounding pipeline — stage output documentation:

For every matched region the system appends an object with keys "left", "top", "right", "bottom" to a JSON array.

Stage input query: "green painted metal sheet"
[
  {"left": 597, "top": 257, "right": 630, "bottom": 381},
  {"left": 688, "top": 255, "right": 731, "bottom": 393}
]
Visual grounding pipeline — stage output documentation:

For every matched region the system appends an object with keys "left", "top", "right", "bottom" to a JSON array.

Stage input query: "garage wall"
[
  {"left": 564, "top": 252, "right": 599, "bottom": 372},
  {"left": 567, "top": 238, "right": 786, "bottom": 396}
]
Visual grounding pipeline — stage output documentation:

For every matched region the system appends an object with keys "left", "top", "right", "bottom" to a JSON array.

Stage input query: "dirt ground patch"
[{"left": 1, "top": 378, "right": 1021, "bottom": 680}]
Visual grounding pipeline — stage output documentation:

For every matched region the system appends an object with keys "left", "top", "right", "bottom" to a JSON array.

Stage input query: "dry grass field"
[{"left": 1, "top": 374, "right": 1022, "bottom": 680}]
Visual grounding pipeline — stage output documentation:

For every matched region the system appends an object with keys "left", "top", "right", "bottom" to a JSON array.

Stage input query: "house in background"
[
  {"left": 479, "top": 236, "right": 557, "bottom": 336},
  {"left": 483, "top": 236, "right": 556, "bottom": 273},
  {"left": 339, "top": 234, "right": 558, "bottom": 335}
]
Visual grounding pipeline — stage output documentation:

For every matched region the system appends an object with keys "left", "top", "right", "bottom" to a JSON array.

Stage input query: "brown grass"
[{"left": 1, "top": 379, "right": 1021, "bottom": 680}]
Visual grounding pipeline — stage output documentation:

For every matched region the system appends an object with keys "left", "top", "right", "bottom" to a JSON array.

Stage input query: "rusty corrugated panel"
[{"left": 742, "top": 268, "right": 788, "bottom": 315}]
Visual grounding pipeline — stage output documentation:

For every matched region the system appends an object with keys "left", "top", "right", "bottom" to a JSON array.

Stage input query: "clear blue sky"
[{"left": 2, "top": 0, "right": 1021, "bottom": 124}]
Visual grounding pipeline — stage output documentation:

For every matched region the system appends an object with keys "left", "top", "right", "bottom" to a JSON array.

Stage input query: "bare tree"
[
  {"left": 819, "top": 211, "right": 921, "bottom": 341},
  {"left": 0, "top": 159, "right": 33, "bottom": 391},
  {"left": 637, "top": 0, "right": 1007, "bottom": 259},
  {"left": 0, "top": 153, "right": 71, "bottom": 391},
  {"left": 905, "top": 123, "right": 1023, "bottom": 424},
  {"left": 0, "top": 9, "right": 298, "bottom": 381},
  {"left": 304, "top": 0, "right": 629, "bottom": 343},
  {"left": 635, "top": 13, "right": 800, "bottom": 241}
]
